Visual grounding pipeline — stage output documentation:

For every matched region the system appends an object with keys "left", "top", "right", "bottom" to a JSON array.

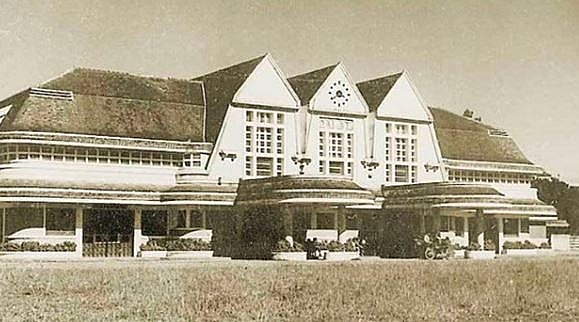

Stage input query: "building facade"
[{"left": 0, "top": 54, "right": 563, "bottom": 258}]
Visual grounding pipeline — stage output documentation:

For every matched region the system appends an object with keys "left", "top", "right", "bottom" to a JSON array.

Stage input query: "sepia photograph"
[{"left": 1, "top": 1, "right": 579, "bottom": 321}]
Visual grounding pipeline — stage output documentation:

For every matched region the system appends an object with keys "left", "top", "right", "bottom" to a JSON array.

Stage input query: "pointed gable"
[
  {"left": 289, "top": 63, "right": 368, "bottom": 115},
  {"left": 357, "top": 72, "right": 402, "bottom": 112},
  {"left": 288, "top": 64, "right": 336, "bottom": 104},
  {"left": 193, "top": 55, "right": 265, "bottom": 144},
  {"left": 360, "top": 72, "right": 431, "bottom": 122},
  {"left": 233, "top": 54, "right": 300, "bottom": 109}
]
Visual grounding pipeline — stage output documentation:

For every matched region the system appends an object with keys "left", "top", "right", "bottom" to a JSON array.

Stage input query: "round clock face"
[{"left": 328, "top": 80, "right": 351, "bottom": 108}]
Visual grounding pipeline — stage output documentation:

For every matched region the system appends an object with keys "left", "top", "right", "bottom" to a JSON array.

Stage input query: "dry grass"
[{"left": 0, "top": 257, "right": 578, "bottom": 321}]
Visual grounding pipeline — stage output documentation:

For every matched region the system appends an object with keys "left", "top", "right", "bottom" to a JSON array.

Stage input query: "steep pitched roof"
[
  {"left": 356, "top": 72, "right": 403, "bottom": 112},
  {"left": 429, "top": 107, "right": 532, "bottom": 164},
  {"left": 42, "top": 68, "right": 205, "bottom": 105},
  {"left": 287, "top": 64, "right": 337, "bottom": 104},
  {"left": 192, "top": 55, "right": 265, "bottom": 144},
  {"left": 0, "top": 69, "right": 206, "bottom": 142}
]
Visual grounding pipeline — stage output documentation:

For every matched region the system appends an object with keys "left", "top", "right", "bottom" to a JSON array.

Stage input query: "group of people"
[
  {"left": 304, "top": 237, "right": 366, "bottom": 260},
  {"left": 305, "top": 238, "right": 325, "bottom": 260}
]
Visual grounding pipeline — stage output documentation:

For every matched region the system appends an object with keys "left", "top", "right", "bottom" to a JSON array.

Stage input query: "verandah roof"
[
  {"left": 381, "top": 182, "right": 556, "bottom": 218},
  {"left": 0, "top": 179, "right": 236, "bottom": 206},
  {"left": 235, "top": 176, "right": 376, "bottom": 206}
]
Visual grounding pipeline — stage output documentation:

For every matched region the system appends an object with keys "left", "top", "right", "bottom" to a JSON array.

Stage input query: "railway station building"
[{"left": 0, "top": 54, "right": 564, "bottom": 258}]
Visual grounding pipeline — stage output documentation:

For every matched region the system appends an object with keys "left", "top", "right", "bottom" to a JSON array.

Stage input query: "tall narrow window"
[
  {"left": 244, "top": 110, "right": 285, "bottom": 177},
  {"left": 395, "top": 165, "right": 409, "bottom": 182},
  {"left": 385, "top": 122, "right": 419, "bottom": 184},
  {"left": 318, "top": 118, "right": 354, "bottom": 177}
]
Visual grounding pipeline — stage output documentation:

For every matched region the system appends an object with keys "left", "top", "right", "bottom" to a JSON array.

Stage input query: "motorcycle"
[{"left": 414, "top": 234, "right": 453, "bottom": 260}]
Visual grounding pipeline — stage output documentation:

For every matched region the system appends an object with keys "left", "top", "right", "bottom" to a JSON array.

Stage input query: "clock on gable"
[{"left": 328, "top": 80, "right": 351, "bottom": 108}]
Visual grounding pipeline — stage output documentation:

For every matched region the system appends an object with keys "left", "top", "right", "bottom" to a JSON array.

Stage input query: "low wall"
[
  {"left": 551, "top": 234, "right": 570, "bottom": 251},
  {"left": 0, "top": 252, "right": 80, "bottom": 260}
]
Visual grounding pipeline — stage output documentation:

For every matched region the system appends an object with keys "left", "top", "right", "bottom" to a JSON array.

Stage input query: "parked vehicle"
[{"left": 414, "top": 234, "right": 453, "bottom": 260}]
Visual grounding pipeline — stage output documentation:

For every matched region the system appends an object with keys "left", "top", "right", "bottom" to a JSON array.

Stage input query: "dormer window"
[{"left": 488, "top": 129, "right": 509, "bottom": 137}]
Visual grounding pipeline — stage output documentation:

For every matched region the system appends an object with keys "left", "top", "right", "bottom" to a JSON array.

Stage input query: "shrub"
[
  {"left": 146, "top": 238, "right": 212, "bottom": 251},
  {"left": 0, "top": 241, "right": 75, "bottom": 252},
  {"left": 503, "top": 240, "right": 541, "bottom": 250},
  {"left": 316, "top": 239, "right": 359, "bottom": 252},
  {"left": 466, "top": 242, "right": 481, "bottom": 251},
  {"left": 326, "top": 240, "right": 345, "bottom": 252},
  {"left": 140, "top": 240, "right": 166, "bottom": 251},
  {"left": 0, "top": 242, "right": 20, "bottom": 251},
  {"left": 484, "top": 239, "right": 495, "bottom": 251},
  {"left": 540, "top": 242, "right": 551, "bottom": 249},
  {"left": 272, "top": 240, "right": 304, "bottom": 252}
]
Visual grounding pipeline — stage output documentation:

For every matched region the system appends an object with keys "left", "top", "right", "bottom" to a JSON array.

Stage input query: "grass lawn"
[{"left": 1, "top": 257, "right": 579, "bottom": 321}]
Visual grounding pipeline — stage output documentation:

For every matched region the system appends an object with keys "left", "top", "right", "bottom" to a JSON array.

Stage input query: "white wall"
[
  {"left": 309, "top": 64, "right": 367, "bottom": 116},
  {"left": 233, "top": 55, "right": 300, "bottom": 109},
  {"left": 0, "top": 160, "right": 177, "bottom": 186},
  {"left": 206, "top": 106, "right": 248, "bottom": 184},
  {"left": 376, "top": 73, "right": 430, "bottom": 122}
]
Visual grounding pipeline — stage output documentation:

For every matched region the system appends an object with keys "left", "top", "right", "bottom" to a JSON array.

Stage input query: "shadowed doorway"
[{"left": 83, "top": 208, "right": 133, "bottom": 257}]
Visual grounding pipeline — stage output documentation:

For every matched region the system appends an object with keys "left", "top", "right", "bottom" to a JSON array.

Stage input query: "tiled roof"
[
  {"left": 42, "top": 68, "right": 205, "bottom": 105},
  {"left": 192, "top": 55, "right": 265, "bottom": 144},
  {"left": 356, "top": 72, "right": 403, "bottom": 112},
  {"left": 430, "top": 107, "right": 532, "bottom": 164},
  {"left": 287, "top": 64, "right": 337, "bottom": 104},
  {"left": 0, "top": 69, "right": 206, "bottom": 142},
  {"left": 236, "top": 176, "right": 374, "bottom": 205}
]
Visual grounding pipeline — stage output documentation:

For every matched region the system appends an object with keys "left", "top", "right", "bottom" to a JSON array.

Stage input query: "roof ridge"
[
  {"left": 192, "top": 54, "right": 267, "bottom": 81},
  {"left": 288, "top": 63, "right": 339, "bottom": 81},
  {"left": 428, "top": 106, "right": 496, "bottom": 130},
  {"left": 65, "top": 67, "right": 194, "bottom": 83},
  {"left": 356, "top": 71, "right": 403, "bottom": 85}
]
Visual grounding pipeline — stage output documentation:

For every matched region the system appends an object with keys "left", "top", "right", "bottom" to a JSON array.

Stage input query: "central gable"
[
  {"left": 309, "top": 64, "right": 368, "bottom": 115},
  {"left": 375, "top": 72, "right": 431, "bottom": 122},
  {"left": 233, "top": 54, "right": 300, "bottom": 109}
]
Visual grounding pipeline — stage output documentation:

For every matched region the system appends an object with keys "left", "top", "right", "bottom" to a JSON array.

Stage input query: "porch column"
[
  {"left": 337, "top": 206, "right": 346, "bottom": 234},
  {"left": 185, "top": 208, "right": 191, "bottom": 228},
  {"left": 2, "top": 208, "right": 6, "bottom": 243},
  {"left": 419, "top": 212, "right": 426, "bottom": 235},
  {"left": 497, "top": 217, "right": 504, "bottom": 254},
  {"left": 476, "top": 209, "right": 485, "bottom": 249},
  {"left": 75, "top": 208, "right": 83, "bottom": 257},
  {"left": 133, "top": 208, "right": 142, "bottom": 257},
  {"left": 463, "top": 217, "right": 469, "bottom": 246},
  {"left": 281, "top": 206, "right": 293, "bottom": 239},
  {"left": 201, "top": 209, "right": 207, "bottom": 229},
  {"left": 310, "top": 212, "right": 317, "bottom": 229},
  {"left": 431, "top": 209, "right": 441, "bottom": 235}
]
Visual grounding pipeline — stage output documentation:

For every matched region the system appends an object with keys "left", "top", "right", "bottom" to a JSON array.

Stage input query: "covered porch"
[
  {"left": 0, "top": 180, "right": 237, "bottom": 257},
  {"left": 234, "top": 176, "right": 377, "bottom": 258},
  {"left": 381, "top": 182, "right": 559, "bottom": 257}
]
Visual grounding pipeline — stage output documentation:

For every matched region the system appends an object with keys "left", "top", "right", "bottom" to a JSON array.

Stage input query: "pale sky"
[{"left": 1, "top": 0, "right": 579, "bottom": 183}]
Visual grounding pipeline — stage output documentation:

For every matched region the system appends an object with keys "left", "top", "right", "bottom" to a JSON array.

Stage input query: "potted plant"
[
  {"left": 272, "top": 239, "right": 306, "bottom": 261},
  {"left": 464, "top": 241, "right": 495, "bottom": 259}
]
